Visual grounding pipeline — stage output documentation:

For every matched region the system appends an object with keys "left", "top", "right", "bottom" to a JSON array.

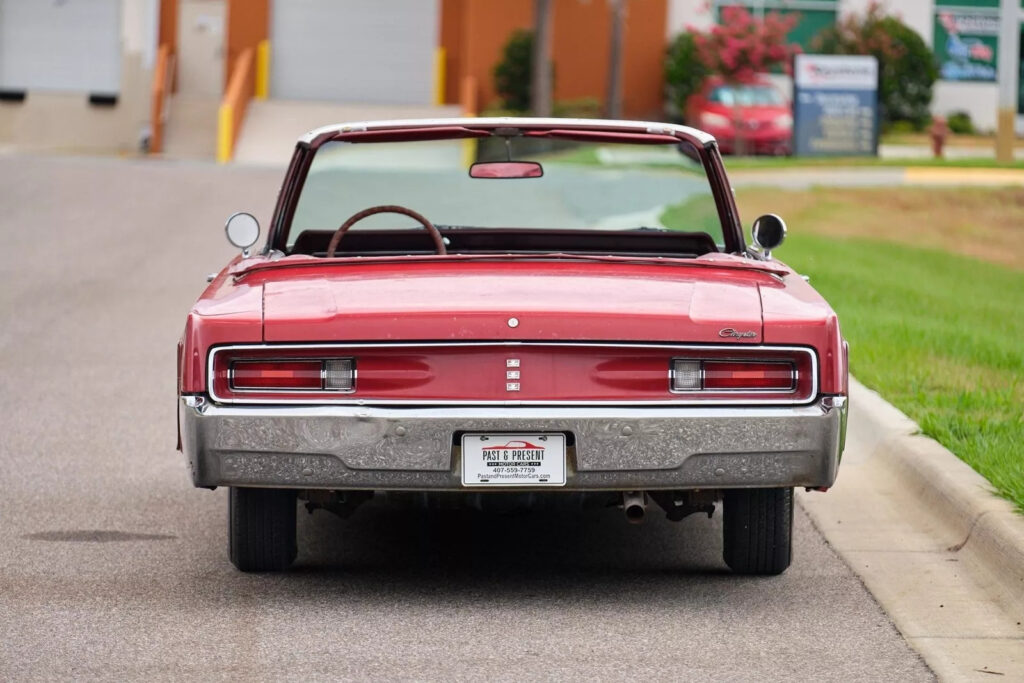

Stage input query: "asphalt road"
[{"left": 0, "top": 155, "right": 933, "bottom": 680}]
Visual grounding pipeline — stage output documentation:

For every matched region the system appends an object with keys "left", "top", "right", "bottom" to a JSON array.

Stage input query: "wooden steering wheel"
[{"left": 326, "top": 205, "right": 447, "bottom": 257}]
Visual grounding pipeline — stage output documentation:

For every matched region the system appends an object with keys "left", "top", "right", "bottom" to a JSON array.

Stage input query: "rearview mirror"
[
  {"left": 751, "top": 214, "right": 786, "bottom": 258},
  {"left": 225, "top": 212, "right": 260, "bottom": 257},
  {"left": 469, "top": 161, "right": 544, "bottom": 179}
]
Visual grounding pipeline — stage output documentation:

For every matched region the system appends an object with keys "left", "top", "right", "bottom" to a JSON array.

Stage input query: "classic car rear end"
[{"left": 178, "top": 118, "right": 847, "bottom": 574}]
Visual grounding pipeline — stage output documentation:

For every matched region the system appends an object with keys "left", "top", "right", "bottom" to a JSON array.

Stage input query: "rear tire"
[
  {"left": 722, "top": 487, "right": 793, "bottom": 575},
  {"left": 229, "top": 487, "right": 297, "bottom": 572}
]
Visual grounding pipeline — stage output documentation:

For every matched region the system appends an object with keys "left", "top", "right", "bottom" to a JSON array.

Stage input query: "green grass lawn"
[
  {"left": 780, "top": 233, "right": 1024, "bottom": 510},
  {"left": 540, "top": 144, "right": 1024, "bottom": 170},
  {"left": 663, "top": 186, "right": 1024, "bottom": 510},
  {"left": 722, "top": 156, "right": 1024, "bottom": 171}
]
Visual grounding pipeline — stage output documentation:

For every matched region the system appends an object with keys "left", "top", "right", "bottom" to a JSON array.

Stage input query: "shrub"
[
  {"left": 813, "top": 3, "right": 938, "bottom": 131},
  {"left": 693, "top": 7, "right": 801, "bottom": 82},
  {"left": 493, "top": 30, "right": 534, "bottom": 112},
  {"left": 665, "top": 9, "right": 800, "bottom": 119},
  {"left": 887, "top": 120, "right": 916, "bottom": 135},
  {"left": 552, "top": 97, "right": 602, "bottom": 118},
  {"left": 946, "top": 111, "right": 975, "bottom": 135},
  {"left": 664, "top": 32, "right": 709, "bottom": 116}
]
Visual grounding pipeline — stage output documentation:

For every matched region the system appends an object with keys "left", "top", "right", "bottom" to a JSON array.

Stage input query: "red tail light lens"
[
  {"left": 232, "top": 360, "right": 322, "bottom": 390},
  {"left": 703, "top": 361, "right": 794, "bottom": 390},
  {"left": 671, "top": 359, "right": 796, "bottom": 392}
]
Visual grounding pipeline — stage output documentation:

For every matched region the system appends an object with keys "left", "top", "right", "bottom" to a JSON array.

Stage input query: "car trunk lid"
[{"left": 260, "top": 260, "right": 766, "bottom": 343}]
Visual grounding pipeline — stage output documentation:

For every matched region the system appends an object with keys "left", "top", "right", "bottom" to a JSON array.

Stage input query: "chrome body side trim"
[
  {"left": 179, "top": 394, "right": 847, "bottom": 491},
  {"left": 208, "top": 342, "right": 818, "bottom": 407}
]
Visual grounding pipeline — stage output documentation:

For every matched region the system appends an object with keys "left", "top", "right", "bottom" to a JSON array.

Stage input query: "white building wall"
[
  {"left": 0, "top": 0, "right": 158, "bottom": 153},
  {"left": 666, "top": 0, "right": 715, "bottom": 37}
]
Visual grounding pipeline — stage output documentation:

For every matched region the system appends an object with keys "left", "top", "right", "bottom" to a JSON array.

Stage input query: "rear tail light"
[
  {"left": 670, "top": 360, "right": 702, "bottom": 391},
  {"left": 671, "top": 359, "right": 795, "bottom": 393},
  {"left": 704, "top": 361, "right": 794, "bottom": 390},
  {"left": 324, "top": 358, "right": 355, "bottom": 391},
  {"left": 230, "top": 358, "right": 355, "bottom": 392}
]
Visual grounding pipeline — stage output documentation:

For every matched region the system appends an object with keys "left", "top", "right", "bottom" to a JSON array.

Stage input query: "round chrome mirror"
[
  {"left": 225, "top": 212, "right": 260, "bottom": 256},
  {"left": 751, "top": 214, "right": 787, "bottom": 258}
]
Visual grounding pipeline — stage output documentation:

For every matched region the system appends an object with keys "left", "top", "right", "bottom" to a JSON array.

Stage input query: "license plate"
[{"left": 461, "top": 434, "right": 566, "bottom": 487}]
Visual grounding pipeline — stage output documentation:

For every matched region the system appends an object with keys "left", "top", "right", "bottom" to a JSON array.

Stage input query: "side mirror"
[
  {"left": 225, "top": 212, "right": 260, "bottom": 257},
  {"left": 751, "top": 214, "right": 786, "bottom": 259}
]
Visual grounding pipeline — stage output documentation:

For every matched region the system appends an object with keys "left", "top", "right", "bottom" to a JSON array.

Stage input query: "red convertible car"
[{"left": 177, "top": 118, "right": 847, "bottom": 574}]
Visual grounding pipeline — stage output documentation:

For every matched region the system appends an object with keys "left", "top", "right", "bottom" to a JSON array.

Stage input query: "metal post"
[
  {"left": 605, "top": 0, "right": 626, "bottom": 119},
  {"left": 997, "top": 0, "right": 1020, "bottom": 162},
  {"left": 532, "top": 0, "right": 553, "bottom": 118}
]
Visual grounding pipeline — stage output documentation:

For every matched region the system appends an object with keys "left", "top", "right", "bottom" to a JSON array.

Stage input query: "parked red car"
[
  {"left": 686, "top": 77, "right": 793, "bottom": 155},
  {"left": 177, "top": 118, "right": 846, "bottom": 574}
]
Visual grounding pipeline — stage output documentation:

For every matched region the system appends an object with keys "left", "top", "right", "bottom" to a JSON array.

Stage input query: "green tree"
[
  {"left": 494, "top": 30, "right": 534, "bottom": 112},
  {"left": 665, "top": 8, "right": 799, "bottom": 119},
  {"left": 664, "top": 31, "right": 708, "bottom": 116},
  {"left": 814, "top": 3, "right": 938, "bottom": 130}
]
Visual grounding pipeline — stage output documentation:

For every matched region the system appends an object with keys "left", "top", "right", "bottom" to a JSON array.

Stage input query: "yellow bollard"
[
  {"left": 217, "top": 103, "right": 233, "bottom": 164},
  {"left": 256, "top": 40, "right": 270, "bottom": 100}
]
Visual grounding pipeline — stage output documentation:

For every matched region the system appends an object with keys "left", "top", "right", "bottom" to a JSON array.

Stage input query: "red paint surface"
[{"left": 181, "top": 258, "right": 843, "bottom": 398}]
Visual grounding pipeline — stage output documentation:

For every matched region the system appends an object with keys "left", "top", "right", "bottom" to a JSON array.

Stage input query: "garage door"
[
  {"left": 0, "top": 0, "right": 121, "bottom": 94},
  {"left": 271, "top": 0, "right": 438, "bottom": 104}
]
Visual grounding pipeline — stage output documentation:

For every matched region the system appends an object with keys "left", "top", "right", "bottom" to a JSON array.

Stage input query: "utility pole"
[
  {"left": 606, "top": 0, "right": 626, "bottom": 119},
  {"left": 532, "top": 0, "right": 553, "bottom": 117},
  {"left": 996, "top": 0, "right": 1020, "bottom": 162}
]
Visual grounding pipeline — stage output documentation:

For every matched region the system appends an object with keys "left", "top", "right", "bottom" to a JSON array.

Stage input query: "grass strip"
[{"left": 660, "top": 187, "right": 1024, "bottom": 510}]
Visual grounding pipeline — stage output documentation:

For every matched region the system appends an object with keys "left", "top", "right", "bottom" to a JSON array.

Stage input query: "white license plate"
[{"left": 461, "top": 434, "right": 566, "bottom": 487}]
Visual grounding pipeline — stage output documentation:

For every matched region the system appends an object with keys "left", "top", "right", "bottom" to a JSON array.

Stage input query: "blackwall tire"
[
  {"left": 722, "top": 487, "right": 793, "bottom": 575},
  {"left": 229, "top": 487, "right": 297, "bottom": 572}
]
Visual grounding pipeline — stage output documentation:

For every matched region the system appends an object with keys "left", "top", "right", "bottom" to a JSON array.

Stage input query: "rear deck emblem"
[
  {"left": 719, "top": 328, "right": 757, "bottom": 338},
  {"left": 506, "top": 359, "right": 521, "bottom": 391}
]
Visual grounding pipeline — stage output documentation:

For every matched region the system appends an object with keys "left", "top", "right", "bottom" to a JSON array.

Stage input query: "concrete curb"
[{"left": 849, "top": 377, "right": 1024, "bottom": 619}]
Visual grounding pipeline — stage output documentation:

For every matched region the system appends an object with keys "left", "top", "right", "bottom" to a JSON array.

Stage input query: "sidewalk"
[{"left": 800, "top": 379, "right": 1024, "bottom": 680}]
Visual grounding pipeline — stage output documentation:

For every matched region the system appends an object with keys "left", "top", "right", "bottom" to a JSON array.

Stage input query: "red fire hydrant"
[{"left": 930, "top": 116, "right": 949, "bottom": 159}]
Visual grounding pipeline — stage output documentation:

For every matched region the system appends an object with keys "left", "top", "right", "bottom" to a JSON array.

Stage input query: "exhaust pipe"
[{"left": 622, "top": 491, "right": 647, "bottom": 524}]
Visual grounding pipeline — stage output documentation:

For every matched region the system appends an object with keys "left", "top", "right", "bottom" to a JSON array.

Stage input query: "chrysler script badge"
[{"left": 719, "top": 328, "right": 757, "bottom": 338}]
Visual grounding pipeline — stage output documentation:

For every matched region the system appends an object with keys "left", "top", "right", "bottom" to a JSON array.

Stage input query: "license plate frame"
[{"left": 460, "top": 433, "right": 567, "bottom": 487}]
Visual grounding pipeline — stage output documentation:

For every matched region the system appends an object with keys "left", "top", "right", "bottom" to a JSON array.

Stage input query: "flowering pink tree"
[{"left": 693, "top": 6, "right": 801, "bottom": 82}]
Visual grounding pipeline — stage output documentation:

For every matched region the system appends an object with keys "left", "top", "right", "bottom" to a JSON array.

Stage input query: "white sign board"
[{"left": 794, "top": 54, "right": 879, "bottom": 91}]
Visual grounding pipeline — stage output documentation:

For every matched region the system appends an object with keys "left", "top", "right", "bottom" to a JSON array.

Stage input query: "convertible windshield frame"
[{"left": 265, "top": 118, "right": 744, "bottom": 255}]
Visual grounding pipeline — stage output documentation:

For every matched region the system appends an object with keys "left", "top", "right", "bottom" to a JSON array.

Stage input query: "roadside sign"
[
  {"left": 934, "top": 10, "right": 999, "bottom": 82},
  {"left": 793, "top": 54, "right": 879, "bottom": 157}
]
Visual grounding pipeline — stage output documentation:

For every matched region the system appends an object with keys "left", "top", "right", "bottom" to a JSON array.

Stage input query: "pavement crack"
[
  {"left": 23, "top": 530, "right": 176, "bottom": 543},
  {"left": 946, "top": 511, "right": 989, "bottom": 553}
]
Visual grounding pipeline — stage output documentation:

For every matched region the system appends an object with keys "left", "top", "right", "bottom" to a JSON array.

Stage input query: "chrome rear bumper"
[{"left": 179, "top": 396, "right": 847, "bottom": 491}]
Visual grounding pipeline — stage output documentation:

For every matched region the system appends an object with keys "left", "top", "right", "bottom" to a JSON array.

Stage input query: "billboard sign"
[
  {"left": 934, "top": 10, "right": 999, "bottom": 82},
  {"left": 793, "top": 54, "right": 879, "bottom": 157}
]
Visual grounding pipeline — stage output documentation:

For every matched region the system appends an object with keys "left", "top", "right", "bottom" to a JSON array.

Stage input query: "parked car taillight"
[
  {"left": 323, "top": 358, "right": 356, "bottom": 391},
  {"left": 671, "top": 359, "right": 796, "bottom": 392},
  {"left": 229, "top": 358, "right": 355, "bottom": 392},
  {"left": 209, "top": 344, "right": 814, "bottom": 404},
  {"left": 232, "top": 360, "right": 321, "bottom": 390}
]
